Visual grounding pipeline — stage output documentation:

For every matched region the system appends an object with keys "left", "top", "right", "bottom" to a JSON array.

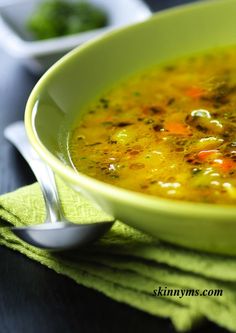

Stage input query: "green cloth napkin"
[{"left": 0, "top": 180, "right": 236, "bottom": 332}]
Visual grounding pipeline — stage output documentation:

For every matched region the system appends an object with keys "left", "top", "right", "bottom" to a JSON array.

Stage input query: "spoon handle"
[{"left": 4, "top": 121, "right": 63, "bottom": 223}]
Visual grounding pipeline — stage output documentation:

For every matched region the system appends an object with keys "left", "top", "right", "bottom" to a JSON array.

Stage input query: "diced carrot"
[
  {"left": 197, "top": 151, "right": 236, "bottom": 172},
  {"left": 197, "top": 149, "right": 219, "bottom": 160},
  {"left": 165, "top": 122, "right": 190, "bottom": 135},
  {"left": 214, "top": 158, "right": 236, "bottom": 172},
  {"left": 185, "top": 86, "right": 204, "bottom": 99}
]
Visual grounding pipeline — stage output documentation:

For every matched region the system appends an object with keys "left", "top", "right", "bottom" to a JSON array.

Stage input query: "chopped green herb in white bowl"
[{"left": 0, "top": 0, "right": 151, "bottom": 74}]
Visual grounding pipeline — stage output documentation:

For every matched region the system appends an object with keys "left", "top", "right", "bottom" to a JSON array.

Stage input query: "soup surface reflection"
[{"left": 69, "top": 47, "right": 236, "bottom": 204}]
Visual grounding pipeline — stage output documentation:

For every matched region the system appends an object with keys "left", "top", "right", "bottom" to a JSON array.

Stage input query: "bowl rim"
[{"left": 25, "top": 0, "right": 236, "bottom": 219}]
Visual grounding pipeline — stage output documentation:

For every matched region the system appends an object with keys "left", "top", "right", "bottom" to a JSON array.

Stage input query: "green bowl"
[{"left": 25, "top": 0, "right": 236, "bottom": 256}]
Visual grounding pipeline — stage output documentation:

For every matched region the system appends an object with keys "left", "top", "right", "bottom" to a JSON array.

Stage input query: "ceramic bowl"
[
  {"left": 0, "top": 0, "right": 151, "bottom": 74},
  {"left": 25, "top": 0, "right": 236, "bottom": 255}
]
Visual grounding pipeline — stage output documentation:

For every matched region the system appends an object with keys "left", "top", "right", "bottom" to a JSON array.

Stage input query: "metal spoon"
[{"left": 4, "top": 121, "right": 113, "bottom": 250}]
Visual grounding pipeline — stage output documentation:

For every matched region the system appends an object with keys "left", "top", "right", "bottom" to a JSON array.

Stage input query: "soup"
[{"left": 69, "top": 47, "right": 236, "bottom": 205}]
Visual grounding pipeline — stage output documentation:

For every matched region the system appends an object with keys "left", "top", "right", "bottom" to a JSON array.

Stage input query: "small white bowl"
[{"left": 0, "top": 0, "right": 151, "bottom": 74}]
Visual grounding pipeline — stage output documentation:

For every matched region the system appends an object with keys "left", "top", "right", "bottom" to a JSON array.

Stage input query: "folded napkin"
[{"left": 0, "top": 180, "right": 236, "bottom": 332}]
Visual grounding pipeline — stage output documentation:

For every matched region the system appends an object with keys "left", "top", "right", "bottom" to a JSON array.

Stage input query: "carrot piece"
[
  {"left": 185, "top": 87, "right": 204, "bottom": 99},
  {"left": 197, "top": 151, "right": 236, "bottom": 172},
  {"left": 165, "top": 122, "right": 190, "bottom": 135},
  {"left": 214, "top": 158, "right": 236, "bottom": 172},
  {"left": 197, "top": 150, "right": 219, "bottom": 160}
]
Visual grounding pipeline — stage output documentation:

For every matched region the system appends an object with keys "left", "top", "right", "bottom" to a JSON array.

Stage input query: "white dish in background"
[{"left": 0, "top": 0, "right": 151, "bottom": 74}]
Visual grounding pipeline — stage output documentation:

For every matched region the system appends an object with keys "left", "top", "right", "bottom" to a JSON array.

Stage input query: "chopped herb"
[
  {"left": 100, "top": 98, "right": 109, "bottom": 108},
  {"left": 116, "top": 122, "right": 133, "bottom": 127},
  {"left": 164, "top": 65, "right": 175, "bottom": 71},
  {"left": 149, "top": 106, "right": 165, "bottom": 114},
  {"left": 167, "top": 97, "right": 175, "bottom": 105},
  {"left": 153, "top": 124, "right": 163, "bottom": 132},
  {"left": 196, "top": 125, "right": 208, "bottom": 133},
  {"left": 85, "top": 142, "right": 102, "bottom": 146},
  {"left": 192, "top": 168, "right": 202, "bottom": 175},
  {"left": 27, "top": 0, "right": 108, "bottom": 40}
]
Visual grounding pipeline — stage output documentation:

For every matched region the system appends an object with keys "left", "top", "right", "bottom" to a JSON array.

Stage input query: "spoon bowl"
[
  {"left": 4, "top": 122, "right": 114, "bottom": 250},
  {"left": 13, "top": 221, "right": 112, "bottom": 250}
]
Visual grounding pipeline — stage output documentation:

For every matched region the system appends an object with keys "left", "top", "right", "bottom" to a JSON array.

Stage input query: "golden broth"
[{"left": 69, "top": 47, "right": 236, "bottom": 204}]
